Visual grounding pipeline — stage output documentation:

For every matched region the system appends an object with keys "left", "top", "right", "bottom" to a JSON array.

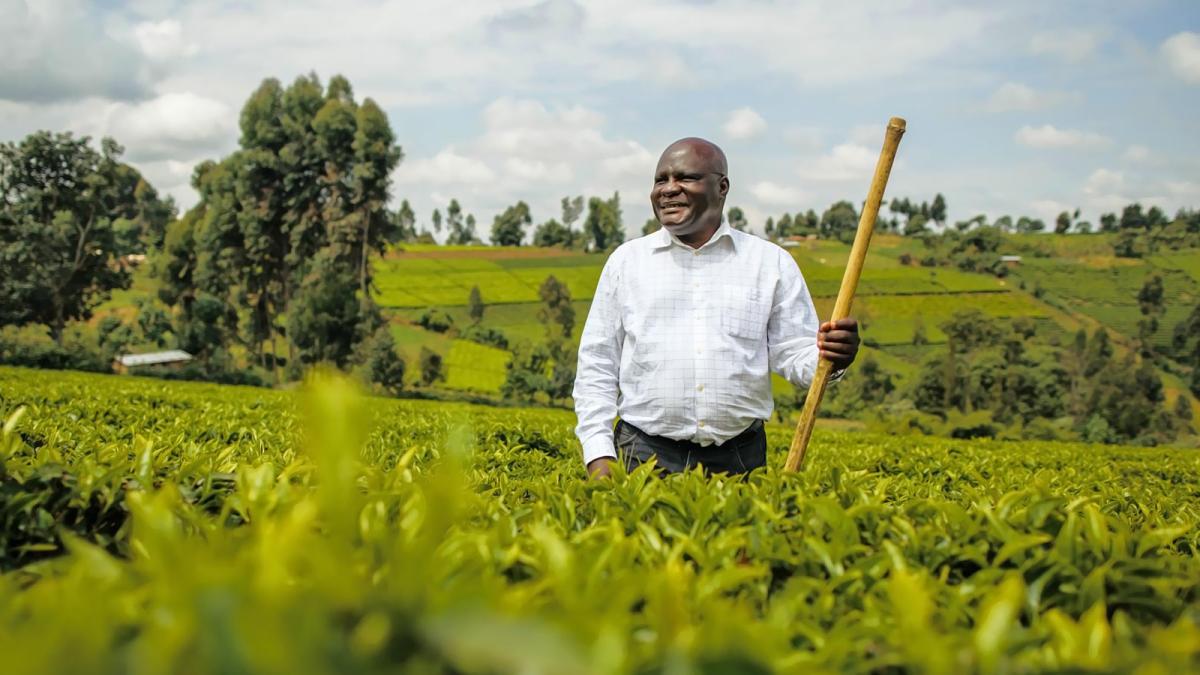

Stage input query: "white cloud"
[
  {"left": 750, "top": 181, "right": 806, "bottom": 207},
  {"left": 1014, "top": 124, "right": 1110, "bottom": 150},
  {"left": 723, "top": 107, "right": 767, "bottom": 141},
  {"left": 1029, "top": 28, "right": 1104, "bottom": 63},
  {"left": 798, "top": 143, "right": 878, "bottom": 182},
  {"left": 783, "top": 126, "right": 823, "bottom": 152},
  {"left": 1161, "top": 32, "right": 1200, "bottom": 84},
  {"left": 1083, "top": 168, "right": 1124, "bottom": 194},
  {"left": 1123, "top": 145, "right": 1151, "bottom": 162},
  {"left": 1164, "top": 180, "right": 1200, "bottom": 200},
  {"left": 393, "top": 97, "right": 656, "bottom": 232},
  {"left": 1029, "top": 198, "right": 1072, "bottom": 222},
  {"left": 133, "top": 19, "right": 197, "bottom": 63},
  {"left": 396, "top": 149, "right": 496, "bottom": 185},
  {"left": 848, "top": 124, "right": 885, "bottom": 147},
  {"left": 95, "top": 92, "right": 233, "bottom": 161},
  {"left": 1080, "top": 168, "right": 1133, "bottom": 212},
  {"left": 983, "top": 82, "right": 1078, "bottom": 112},
  {"left": 0, "top": 0, "right": 156, "bottom": 102}
]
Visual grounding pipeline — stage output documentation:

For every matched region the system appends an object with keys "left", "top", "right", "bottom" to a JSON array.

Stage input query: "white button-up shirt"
[{"left": 573, "top": 220, "right": 823, "bottom": 466}]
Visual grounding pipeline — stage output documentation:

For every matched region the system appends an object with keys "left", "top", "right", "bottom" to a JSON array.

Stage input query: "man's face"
[{"left": 650, "top": 144, "right": 729, "bottom": 238}]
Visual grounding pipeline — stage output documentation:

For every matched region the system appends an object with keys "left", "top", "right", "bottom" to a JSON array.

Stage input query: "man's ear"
[{"left": 719, "top": 176, "right": 730, "bottom": 199}]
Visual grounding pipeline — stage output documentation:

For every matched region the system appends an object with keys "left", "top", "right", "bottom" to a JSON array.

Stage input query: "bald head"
[
  {"left": 660, "top": 137, "right": 728, "bottom": 176},
  {"left": 650, "top": 137, "right": 731, "bottom": 245}
]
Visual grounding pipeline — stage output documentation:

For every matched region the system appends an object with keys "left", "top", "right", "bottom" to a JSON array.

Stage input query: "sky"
[{"left": 2, "top": 0, "right": 1199, "bottom": 238}]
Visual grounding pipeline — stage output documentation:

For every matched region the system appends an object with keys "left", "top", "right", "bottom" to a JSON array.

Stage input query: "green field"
[
  {"left": 2, "top": 367, "right": 1199, "bottom": 673},
  {"left": 442, "top": 339, "right": 509, "bottom": 393},
  {"left": 89, "top": 235, "right": 1199, "bottom": 404},
  {"left": 1010, "top": 257, "right": 1200, "bottom": 351}
]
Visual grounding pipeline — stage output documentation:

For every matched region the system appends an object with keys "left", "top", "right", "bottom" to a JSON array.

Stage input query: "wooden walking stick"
[{"left": 783, "top": 117, "right": 906, "bottom": 472}]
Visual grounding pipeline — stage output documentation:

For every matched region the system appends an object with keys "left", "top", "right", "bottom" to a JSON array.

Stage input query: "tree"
[
  {"left": 392, "top": 199, "right": 417, "bottom": 242},
  {"left": 287, "top": 249, "right": 368, "bottom": 368},
  {"left": 418, "top": 346, "right": 444, "bottom": 386},
  {"left": 904, "top": 213, "right": 929, "bottom": 236},
  {"left": 416, "top": 308, "right": 453, "bottom": 333},
  {"left": 561, "top": 195, "right": 584, "bottom": 243},
  {"left": 348, "top": 97, "right": 402, "bottom": 298},
  {"left": 1175, "top": 395, "right": 1194, "bottom": 428},
  {"left": 1083, "top": 328, "right": 1113, "bottom": 378},
  {"left": 1015, "top": 216, "right": 1045, "bottom": 233},
  {"left": 468, "top": 285, "right": 484, "bottom": 323},
  {"left": 1055, "top": 211, "right": 1072, "bottom": 234},
  {"left": 1173, "top": 303, "right": 1200, "bottom": 396},
  {"left": 820, "top": 201, "right": 859, "bottom": 243},
  {"left": 727, "top": 206, "right": 748, "bottom": 231},
  {"left": 532, "top": 218, "right": 574, "bottom": 247},
  {"left": 431, "top": 208, "right": 442, "bottom": 236},
  {"left": 0, "top": 132, "right": 174, "bottom": 340},
  {"left": 642, "top": 218, "right": 661, "bottom": 235},
  {"left": 354, "top": 326, "right": 406, "bottom": 395},
  {"left": 501, "top": 341, "right": 551, "bottom": 402},
  {"left": 912, "top": 314, "right": 928, "bottom": 346},
  {"left": 1120, "top": 203, "right": 1148, "bottom": 232},
  {"left": 585, "top": 192, "right": 624, "bottom": 251},
  {"left": 1137, "top": 274, "right": 1165, "bottom": 356},
  {"left": 161, "top": 74, "right": 401, "bottom": 370},
  {"left": 545, "top": 339, "right": 576, "bottom": 404},
  {"left": 930, "top": 193, "right": 947, "bottom": 226},
  {"left": 135, "top": 298, "right": 173, "bottom": 348},
  {"left": 538, "top": 275, "right": 574, "bottom": 339},
  {"left": 491, "top": 201, "right": 531, "bottom": 246},
  {"left": 444, "top": 199, "right": 476, "bottom": 245},
  {"left": 1099, "top": 213, "right": 1118, "bottom": 233}
]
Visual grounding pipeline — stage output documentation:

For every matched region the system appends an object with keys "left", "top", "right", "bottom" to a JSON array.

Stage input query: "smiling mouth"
[{"left": 659, "top": 203, "right": 687, "bottom": 211}]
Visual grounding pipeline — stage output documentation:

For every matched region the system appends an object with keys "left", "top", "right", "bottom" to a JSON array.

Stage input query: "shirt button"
[
  {"left": 692, "top": 250, "right": 699, "bottom": 256},
  {"left": 698, "top": 421, "right": 705, "bottom": 428},
  {"left": 696, "top": 348, "right": 702, "bottom": 355},
  {"left": 697, "top": 384, "right": 704, "bottom": 392}
]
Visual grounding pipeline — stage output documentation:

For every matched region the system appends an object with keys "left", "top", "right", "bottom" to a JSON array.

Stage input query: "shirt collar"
[{"left": 651, "top": 218, "right": 736, "bottom": 252}]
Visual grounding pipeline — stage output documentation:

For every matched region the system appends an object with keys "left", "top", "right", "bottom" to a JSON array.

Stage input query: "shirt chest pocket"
[{"left": 721, "top": 284, "right": 770, "bottom": 342}]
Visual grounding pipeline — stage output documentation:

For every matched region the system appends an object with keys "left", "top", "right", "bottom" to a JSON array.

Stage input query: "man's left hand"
[{"left": 818, "top": 317, "right": 860, "bottom": 371}]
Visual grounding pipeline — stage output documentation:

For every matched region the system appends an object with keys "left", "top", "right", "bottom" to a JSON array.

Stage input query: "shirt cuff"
[{"left": 581, "top": 433, "right": 618, "bottom": 467}]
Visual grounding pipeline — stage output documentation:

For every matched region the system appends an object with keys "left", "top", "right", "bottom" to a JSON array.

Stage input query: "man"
[{"left": 573, "top": 137, "right": 860, "bottom": 478}]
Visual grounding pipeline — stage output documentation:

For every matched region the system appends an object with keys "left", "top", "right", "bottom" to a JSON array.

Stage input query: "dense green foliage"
[
  {"left": 0, "top": 132, "right": 174, "bottom": 338},
  {"left": 154, "top": 73, "right": 402, "bottom": 374},
  {"left": 2, "top": 367, "right": 1199, "bottom": 673}
]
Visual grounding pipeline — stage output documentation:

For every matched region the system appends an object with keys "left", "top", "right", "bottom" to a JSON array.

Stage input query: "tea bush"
[{"left": 1, "top": 366, "right": 1198, "bottom": 674}]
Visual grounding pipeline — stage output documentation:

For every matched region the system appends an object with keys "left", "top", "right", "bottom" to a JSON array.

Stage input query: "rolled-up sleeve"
[
  {"left": 573, "top": 251, "right": 625, "bottom": 466},
  {"left": 767, "top": 251, "right": 821, "bottom": 389}
]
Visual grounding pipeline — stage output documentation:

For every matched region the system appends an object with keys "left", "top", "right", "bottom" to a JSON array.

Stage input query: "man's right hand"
[{"left": 587, "top": 457, "right": 616, "bottom": 479}]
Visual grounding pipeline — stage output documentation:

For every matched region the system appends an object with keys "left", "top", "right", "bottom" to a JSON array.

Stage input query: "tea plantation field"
[
  {"left": 2, "top": 366, "right": 1199, "bottom": 674},
  {"left": 375, "top": 237, "right": 1037, "bottom": 395}
]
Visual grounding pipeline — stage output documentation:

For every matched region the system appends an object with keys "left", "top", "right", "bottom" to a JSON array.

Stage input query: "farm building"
[
  {"left": 1000, "top": 255, "right": 1023, "bottom": 266},
  {"left": 113, "top": 350, "right": 194, "bottom": 374}
]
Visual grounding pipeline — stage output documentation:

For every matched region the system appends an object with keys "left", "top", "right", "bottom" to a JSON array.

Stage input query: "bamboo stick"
[{"left": 783, "top": 117, "right": 906, "bottom": 472}]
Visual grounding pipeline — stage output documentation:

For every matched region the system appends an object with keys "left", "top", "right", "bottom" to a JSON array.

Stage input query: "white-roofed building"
[{"left": 113, "top": 350, "right": 194, "bottom": 374}]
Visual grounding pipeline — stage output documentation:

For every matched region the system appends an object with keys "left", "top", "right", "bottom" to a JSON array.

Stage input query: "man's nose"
[{"left": 660, "top": 179, "right": 682, "bottom": 195}]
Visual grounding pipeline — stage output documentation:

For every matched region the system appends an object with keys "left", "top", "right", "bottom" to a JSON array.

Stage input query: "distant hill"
[{"left": 95, "top": 233, "right": 1199, "bottom": 420}]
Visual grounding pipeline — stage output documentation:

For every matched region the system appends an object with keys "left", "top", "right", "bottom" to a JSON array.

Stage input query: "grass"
[
  {"left": 814, "top": 291, "right": 1055, "bottom": 346},
  {"left": 442, "top": 339, "right": 509, "bottom": 393}
]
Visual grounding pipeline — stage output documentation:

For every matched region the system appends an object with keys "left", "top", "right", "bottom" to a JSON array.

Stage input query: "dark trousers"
[{"left": 614, "top": 419, "right": 768, "bottom": 476}]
